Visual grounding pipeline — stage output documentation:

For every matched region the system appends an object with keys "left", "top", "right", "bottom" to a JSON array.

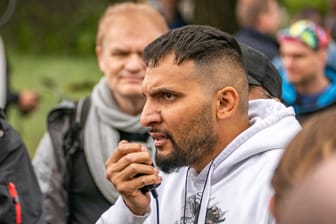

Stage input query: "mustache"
[{"left": 148, "top": 128, "right": 173, "bottom": 140}]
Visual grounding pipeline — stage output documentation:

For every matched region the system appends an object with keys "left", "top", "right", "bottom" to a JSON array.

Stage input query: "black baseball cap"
[{"left": 239, "top": 42, "right": 282, "bottom": 98}]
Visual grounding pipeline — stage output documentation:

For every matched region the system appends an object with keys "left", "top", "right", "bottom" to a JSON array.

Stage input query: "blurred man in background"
[
  {"left": 277, "top": 20, "right": 336, "bottom": 123},
  {"left": 236, "top": 0, "right": 281, "bottom": 60},
  {"left": 32, "top": 2, "right": 168, "bottom": 224}
]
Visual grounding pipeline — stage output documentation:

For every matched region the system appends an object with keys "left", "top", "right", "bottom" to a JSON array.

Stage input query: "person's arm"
[
  {"left": 6, "top": 88, "right": 39, "bottom": 114},
  {"left": 4, "top": 55, "right": 39, "bottom": 114},
  {"left": 33, "top": 133, "right": 68, "bottom": 223},
  {"left": 5, "top": 90, "right": 19, "bottom": 107},
  {"left": 96, "top": 197, "right": 150, "bottom": 224},
  {"left": 3, "top": 51, "right": 19, "bottom": 111}
]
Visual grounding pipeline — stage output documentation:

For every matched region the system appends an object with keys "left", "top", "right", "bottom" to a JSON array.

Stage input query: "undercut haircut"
[{"left": 143, "top": 25, "right": 243, "bottom": 68}]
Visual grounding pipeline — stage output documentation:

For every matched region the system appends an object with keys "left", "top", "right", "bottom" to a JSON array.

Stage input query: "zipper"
[{"left": 7, "top": 182, "right": 22, "bottom": 224}]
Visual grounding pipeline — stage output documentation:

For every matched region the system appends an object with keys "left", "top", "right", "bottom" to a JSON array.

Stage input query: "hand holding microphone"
[
  {"left": 135, "top": 163, "right": 160, "bottom": 195},
  {"left": 105, "top": 140, "right": 161, "bottom": 215}
]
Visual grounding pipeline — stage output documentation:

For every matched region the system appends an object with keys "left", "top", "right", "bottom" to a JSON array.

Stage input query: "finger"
[
  {"left": 113, "top": 165, "right": 161, "bottom": 194},
  {"left": 106, "top": 151, "right": 152, "bottom": 181},
  {"left": 119, "top": 150, "right": 152, "bottom": 167},
  {"left": 126, "top": 162, "right": 156, "bottom": 179},
  {"left": 133, "top": 169, "right": 162, "bottom": 192},
  {"left": 119, "top": 142, "right": 148, "bottom": 154},
  {"left": 105, "top": 141, "right": 144, "bottom": 165}
]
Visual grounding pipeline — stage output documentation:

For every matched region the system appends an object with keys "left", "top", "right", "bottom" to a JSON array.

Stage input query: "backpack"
[
  {"left": 47, "top": 96, "right": 91, "bottom": 192},
  {"left": 0, "top": 109, "right": 44, "bottom": 224}
]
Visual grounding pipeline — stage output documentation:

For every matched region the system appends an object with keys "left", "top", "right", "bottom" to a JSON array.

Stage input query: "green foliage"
[
  {"left": 7, "top": 51, "right": 101, "bottom": 157},
  {"left": 1, "top": 0, "right": 113, "bottom": 55},
  {"left": 1, "top": 0, "right": 331, "bottom": 56},
  {"left": 282, "top": 0, "right": 328, "bottom": 16}
]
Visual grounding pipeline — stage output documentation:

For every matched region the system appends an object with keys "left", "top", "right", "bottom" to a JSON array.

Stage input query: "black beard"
[{"left": 154, "top": 108, "right": 217, "bottom": 173}]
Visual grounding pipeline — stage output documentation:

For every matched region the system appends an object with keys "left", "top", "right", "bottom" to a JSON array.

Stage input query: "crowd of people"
[{"left": 1, "top": 0, "right": 336, "bottom": 223}]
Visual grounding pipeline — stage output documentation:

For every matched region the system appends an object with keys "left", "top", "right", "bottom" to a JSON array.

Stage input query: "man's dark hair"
[
  {"left": 143, "top": 24, "right": 249, "bottom": 113},
  {"left": 143, "top": 25, "right": 243, "bottom": 68}
]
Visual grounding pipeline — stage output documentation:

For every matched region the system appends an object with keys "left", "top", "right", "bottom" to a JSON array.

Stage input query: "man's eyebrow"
[
  {"left": 148, "top": 87, "right": 174, "bottom": 96},
  {"left": 110, "top": 47, "right": 128, "bottom": 53}
]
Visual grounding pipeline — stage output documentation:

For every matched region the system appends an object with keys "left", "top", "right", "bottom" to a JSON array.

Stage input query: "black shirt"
[{"left": 67, "top": 130, "right": 149, "bottom": 224}]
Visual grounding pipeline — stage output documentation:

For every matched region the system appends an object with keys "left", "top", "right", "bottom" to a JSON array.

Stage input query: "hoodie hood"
[
  {"left": 189, "top": 99, "right": 301, "bottom": 223},
  {"left": 212, "top": 99, "right": 301, "bottom": 176}
]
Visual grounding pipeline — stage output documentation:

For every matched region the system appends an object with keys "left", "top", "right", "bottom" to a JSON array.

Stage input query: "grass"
[{"left": 7, "top": 50, "right": 101, "bottom": 157}]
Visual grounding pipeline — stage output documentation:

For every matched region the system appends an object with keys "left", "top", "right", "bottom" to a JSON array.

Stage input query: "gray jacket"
[{"left": 33, "top": 101, "right": 76, "bottom": 223}]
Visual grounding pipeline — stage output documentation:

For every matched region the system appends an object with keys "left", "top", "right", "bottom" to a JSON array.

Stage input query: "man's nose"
[
  {"left": 140, "top": 101, "right": 161, "bottom": 127},
  {"left": 125, "top": 53, "right": 145, "bottom": 72},
  {"left": 282, "top": 56, "right": 294, "bottom": 69}
]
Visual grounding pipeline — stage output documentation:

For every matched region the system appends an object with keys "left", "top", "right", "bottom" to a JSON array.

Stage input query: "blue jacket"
[{"left": 275, "top": 62, "right": 336, "bottom": 114}]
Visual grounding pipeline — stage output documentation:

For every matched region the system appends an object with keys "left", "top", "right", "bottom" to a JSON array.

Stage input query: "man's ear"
[
  {"left": 216, "top": 87, "right": 238, "bottom": 119},
  {"left": 317, "top": 48, "right": 328, "bottom": 66}
]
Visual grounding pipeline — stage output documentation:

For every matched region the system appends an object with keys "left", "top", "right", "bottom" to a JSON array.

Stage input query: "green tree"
[{"left": 193, "top": 0, "right": 238, "bottom": 34}]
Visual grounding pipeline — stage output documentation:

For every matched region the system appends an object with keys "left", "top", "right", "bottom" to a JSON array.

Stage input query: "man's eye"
[
  {"left": 111, "top": 51, "right": 129, "bottom": 58},
  {"left": 292, "top": 54, "right": 305, "bottom": 59},
  {"left": 163, "top": 93, "right": 174, "bottom": 100}
]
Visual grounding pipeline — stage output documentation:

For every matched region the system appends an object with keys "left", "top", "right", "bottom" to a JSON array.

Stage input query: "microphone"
[
  {"left": 134, "top": 164, "right": 160, "bottom": 224},
  {"left": 135, "top": 164, "right": 160, "bottom": 195}
]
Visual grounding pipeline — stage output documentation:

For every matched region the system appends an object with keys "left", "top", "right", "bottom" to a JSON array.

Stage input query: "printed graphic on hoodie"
[{"left": 176, "top": 192, "right": 227, "bottom": 223}]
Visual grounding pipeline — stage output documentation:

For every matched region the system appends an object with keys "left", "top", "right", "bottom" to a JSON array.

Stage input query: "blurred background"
[{"left": 0, "top": 0, "right": 328, "bottom": 156}]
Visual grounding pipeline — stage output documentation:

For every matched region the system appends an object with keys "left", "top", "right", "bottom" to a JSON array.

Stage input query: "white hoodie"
[{"left": 96, "top": 100, "right": 301, "bottom": 224}]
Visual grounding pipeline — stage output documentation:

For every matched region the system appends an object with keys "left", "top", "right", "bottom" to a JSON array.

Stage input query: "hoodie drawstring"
[{"left": 183, "top": 160, "right": 214, "bottom": 224}]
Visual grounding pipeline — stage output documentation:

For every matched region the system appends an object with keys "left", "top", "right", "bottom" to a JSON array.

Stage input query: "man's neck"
[
  {"left": 296, "top": 73, "right": 330, "bottom": 95},
  {"left": 192, "top": 116, "right": 250, "bottom": 173},
  {"left": 114, "top": 95, "right": 145, "bottom": 116}
]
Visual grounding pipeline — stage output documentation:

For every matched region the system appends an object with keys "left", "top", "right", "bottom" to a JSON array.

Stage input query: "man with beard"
[
  {"left": 235, "top": 0, "right": 281, "bottom": 60},
  {"left": 97, "top": 25, "right": 300, "bottom": 224}
]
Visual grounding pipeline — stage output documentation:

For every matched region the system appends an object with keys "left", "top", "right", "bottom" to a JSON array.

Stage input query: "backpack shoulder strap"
[
  {"left": 62, "top": 95, "right": 91, "bottom": 154},
  {"left": 47, "top": 96, "right": 91, "bottom": 191},
  {"left": 62, "top": 96, "right": 91, "bottom": 191},
  {"left": 71, "top": 95, "right": 91, "bottom": 152},
  {"left": 75, "top": 95, "right": 91, "bottom": 131},
  {"left": 63, "top": 95, "right": 91, "bottom": 152}
]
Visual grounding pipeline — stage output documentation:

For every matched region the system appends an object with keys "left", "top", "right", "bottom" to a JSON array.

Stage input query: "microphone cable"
[{"left": 151, "top": 189, "right": 160, "bottom": 224}]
